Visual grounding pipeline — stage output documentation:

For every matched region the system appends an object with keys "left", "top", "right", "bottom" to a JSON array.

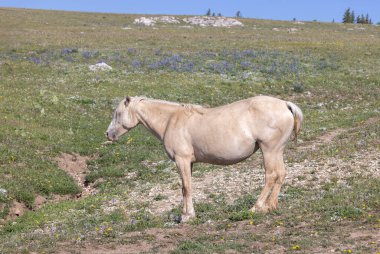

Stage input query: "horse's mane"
[
  {"left": 135, "top": 96, "right": 208, "bottom": 115},
  {"left": 136, "top": 96, "right": 181, "bottom": 106}
]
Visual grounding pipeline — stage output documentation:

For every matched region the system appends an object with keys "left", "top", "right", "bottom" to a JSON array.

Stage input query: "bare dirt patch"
[
  {"left": 76, "top": 224, "right": 206, "bottom": 254},
  {"left": 66, "top": 218, "right": 380, "bottom": 254},
  {"left": 113, "top": 156, "right": 263, "bottom": 217},
  {"left": 286, "top": 148, "right": 380, "bottom": 189},
  {"left": 6, "top": 200, "right": 27, "bottom": 220},
  {"left": 298, "top": 128, "right": 345, "bottom": 151},
  {"left": 125, "top": 150, "right": 377, "bottom": 215},
  {"left": 33, "top": 195, "right": 46, "bottom": 210},
  {"left": 2, "top": 153, "right": 97, "bottom": 223},
  {"left": 55, "top": 153, "right": 96, "bottom": 197}
]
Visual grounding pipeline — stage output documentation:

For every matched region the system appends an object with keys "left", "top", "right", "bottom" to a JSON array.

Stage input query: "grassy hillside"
[{"left": 0, "top": 8, "right": 379, "bottom": 253}]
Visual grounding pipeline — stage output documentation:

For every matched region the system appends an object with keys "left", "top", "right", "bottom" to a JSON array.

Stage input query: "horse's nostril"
[{"left": 106, "top": 132, "right": 109, "bottom": 137}]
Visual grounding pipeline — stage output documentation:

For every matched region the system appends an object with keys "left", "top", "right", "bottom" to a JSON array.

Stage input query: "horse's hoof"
[
  {"left": 181, "top": 213, "right": 195, "bottom": 223},
  {"left": 267, "top": 202, "right": 278, "bottom": 211},
  {"left": 251, "top": 205, "right": 269, "bottom": 214}
]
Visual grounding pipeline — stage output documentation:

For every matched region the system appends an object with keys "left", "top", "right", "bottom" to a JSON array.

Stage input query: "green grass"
[
  {"left": 0, "top": 7, "right": 379, "bottom": 253},
  {"left": 169, "top": 178, "right": 380, "bottom": 253}
]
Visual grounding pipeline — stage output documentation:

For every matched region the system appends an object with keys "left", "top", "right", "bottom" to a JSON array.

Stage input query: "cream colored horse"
[{"left": 106, "top": 96, "right": 303, "bottom": 222}]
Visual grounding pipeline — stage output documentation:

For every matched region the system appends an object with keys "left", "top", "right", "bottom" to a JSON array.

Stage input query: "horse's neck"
[{"left": 135, "top": 100, "right": 180, "bottom": 141}]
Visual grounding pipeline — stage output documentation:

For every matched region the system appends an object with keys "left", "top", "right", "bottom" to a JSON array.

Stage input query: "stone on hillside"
[
  {"left": 133, "top": 16, "right": 244, "bottom": 27},
  {"left": 154, "top": 16, "right": 180, "bottom": 24},
  {"left": 0, "top": 188, "right": 7, "bottom": 197},
  {"left": 133, "top": 16, "right": 180, "bottom": 26},
  {"left": 89, "top": 62, "right": 112, "bottom": 71},
  {"left": 133, "top": 17, "right": 156, "bottom": 26},
  {"left": 183, "top": 16, "right": 243, "bottom": 27}
]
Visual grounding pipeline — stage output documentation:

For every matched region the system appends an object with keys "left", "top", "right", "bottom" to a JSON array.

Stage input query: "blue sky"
[{"left": 1, "top": 0, "right": 379, "bottom": 23}]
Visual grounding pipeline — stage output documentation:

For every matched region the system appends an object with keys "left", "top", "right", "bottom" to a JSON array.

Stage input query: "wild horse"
[{"left": 106, "top": 96, "right": 303, "bottom": 222}]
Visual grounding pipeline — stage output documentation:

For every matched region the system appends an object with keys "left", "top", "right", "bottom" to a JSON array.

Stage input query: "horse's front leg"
[{"left": 175, "top": 156, "right": 195, "bottom": 223}]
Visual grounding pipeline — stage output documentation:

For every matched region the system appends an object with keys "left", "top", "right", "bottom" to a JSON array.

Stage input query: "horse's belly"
[
  {"left": 190, "top": 114, "right": 257, "bottom": 165},
  {"left": 193, "top": 139, "right": 257, "bottom": 165}
]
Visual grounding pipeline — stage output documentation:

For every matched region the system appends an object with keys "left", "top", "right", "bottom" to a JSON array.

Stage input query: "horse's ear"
[{"left": 125, "top": 96, "right": 131, "bottom": 106}]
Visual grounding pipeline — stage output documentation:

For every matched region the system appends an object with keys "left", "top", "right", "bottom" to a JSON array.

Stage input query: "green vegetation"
[
  {"left": 342, "top": 7, "right": 373, "bottom": 24},
  {"left": 0, "top": 7, "right": 379, "bottom": 253}
]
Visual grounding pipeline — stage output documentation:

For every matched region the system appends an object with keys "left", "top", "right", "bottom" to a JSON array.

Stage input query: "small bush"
[
  {"left": 229, "top": 210, "right": 255, "bottom": 222},
  {"left": 293, "top": 83, "right": 304, "bottom": 93}
]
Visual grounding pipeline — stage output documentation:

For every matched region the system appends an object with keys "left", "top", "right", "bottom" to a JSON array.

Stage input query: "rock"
[
  {"left": 133, "top": 16, "right": 180, "bottom": 26},
  {"left": 155, "top": 16, "right": 180, "bottom": 24},
  {"left": 0, "top": 188, "right": 7, "bottom": 197},
  {"left": 33, "top": 228, "right": 44, "bottom": 235},
  {"left": 134, "top": 17, "right": 156, "bottom": 26},
  {"left": 183, "top": 16, "right": 243, "bottom": 27},
  {"left": 133, "top": 16, "right": 243, "bottom": 28},
  {"left": 272, "top": 28, "right": 280, "bottom": 31},
  {"left": 89, "top": 62, "right": 112, "bottom": 71}
]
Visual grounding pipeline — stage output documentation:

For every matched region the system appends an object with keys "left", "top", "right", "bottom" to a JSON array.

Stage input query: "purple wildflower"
[
  {"left": 30, "top": 57, "right": 41, "bottom": 64},
  {"left": 128, "top": 48, "right": 137, "bottom": 54},
  {"left": 131, "top": 59, "right": 141, "bottom": 68}
]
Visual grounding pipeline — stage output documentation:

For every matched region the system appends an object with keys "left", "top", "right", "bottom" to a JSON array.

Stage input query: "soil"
[
  {"left": 69, "top": 218, "right": 380, "bottom": 254},
  {"left": 33, "top": 195, "right": 47, "bottom": 210},
  {"left": 54, "top": 152, "right": 97, "bottom": 198},
  {"left": 117, "top": 148, "right": 379, "bottom": 218},
  {"left": 2, "top": 153, "right": 95, "bottom": 222},
  {"left": 6, "top": 200, "right": 27, "bottom": 220}
]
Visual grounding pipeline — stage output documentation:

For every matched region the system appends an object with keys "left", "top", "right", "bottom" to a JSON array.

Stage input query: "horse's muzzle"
[{"left": 106, "top": 131, "right": 117, "bottom": 141}]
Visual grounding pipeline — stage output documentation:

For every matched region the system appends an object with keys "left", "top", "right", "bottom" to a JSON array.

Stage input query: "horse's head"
[{"left": 106, "top": 96, "right": 139, "bottom": 141}]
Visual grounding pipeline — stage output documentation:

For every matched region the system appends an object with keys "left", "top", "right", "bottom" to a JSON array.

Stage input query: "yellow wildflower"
[{"left": 292, "top": 244, "right": 301, "bottom": 250}]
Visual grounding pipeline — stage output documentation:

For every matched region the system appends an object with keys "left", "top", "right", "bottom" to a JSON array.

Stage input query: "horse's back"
[
  {"left": 185, "top": 96, "right": 294, "bottom": 162},
  {"left": 163, "top": 96, "right": 295, "bottom": 163}
]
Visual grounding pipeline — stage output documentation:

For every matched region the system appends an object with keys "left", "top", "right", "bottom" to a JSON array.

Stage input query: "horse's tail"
[{"left": 286, "top": 101, "right": 303, "bottom": 142}]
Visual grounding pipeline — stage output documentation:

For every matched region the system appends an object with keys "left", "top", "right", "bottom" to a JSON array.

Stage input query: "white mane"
[
  {"left": 134, "top": 96, "right": 207, "bottom": 115},
  {"left": 136, "top": 96, "right": 182, "bottom": 106}
]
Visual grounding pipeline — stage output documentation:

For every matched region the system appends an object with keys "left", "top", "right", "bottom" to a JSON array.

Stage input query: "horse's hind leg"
[
  {"left": 265, "top": 154, "right": 286, "bottom": 211},
  {"left": 252, "top": 150, "right": 278, "bottom": 212},
  {"left": 252, "top": 144, "right": 285, "bottom": 213}
]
